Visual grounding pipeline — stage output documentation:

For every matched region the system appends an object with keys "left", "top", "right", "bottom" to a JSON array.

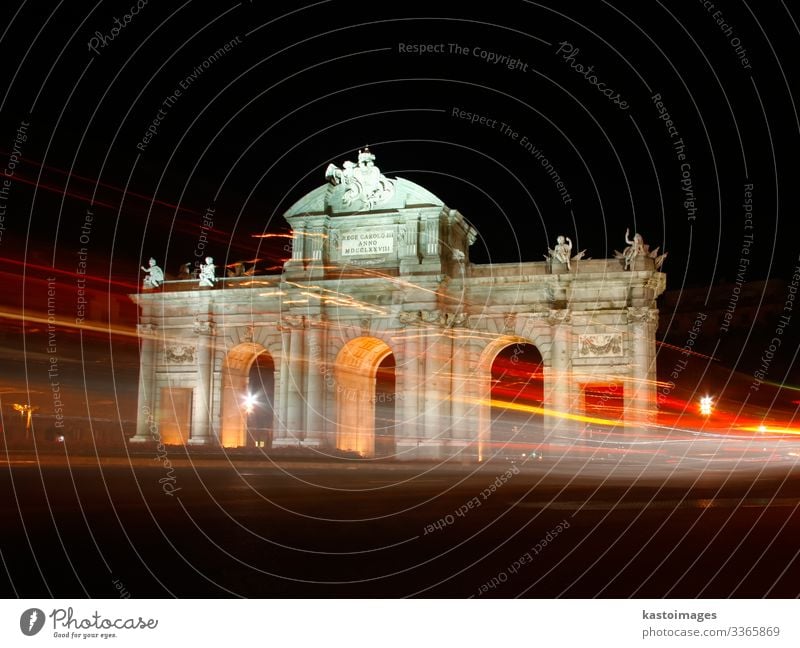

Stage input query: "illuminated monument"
[{"left": 130, "top": 149, "right": 666, "bottom": 460}]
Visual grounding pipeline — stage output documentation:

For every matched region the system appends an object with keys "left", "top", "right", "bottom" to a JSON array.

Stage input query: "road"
[{"left": 1, "top": 448, "right": 799, "bottom": 598}]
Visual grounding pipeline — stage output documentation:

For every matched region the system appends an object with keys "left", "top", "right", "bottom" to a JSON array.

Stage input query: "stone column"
[
  {"left": 307, "top": 226, "right": 324, "bottom": 280},
  {"left": 131, "top": 323, "right": 157, "bottom": 442},
  {"left": 304, "top": 320, "right": 325, "bottom": 446},
  {"left": 273, "top": 327, "right": 290, "bottom": 442},
  {"left": 546, "top": 309, "right": 571, "bottom": 437},
  {"left": 421, "top": 314, "right": 447, "bottom": 458},
  {"left": 190, "top": 319, "right": 216, "bottom": 445},
  {"left": 627, "top": 307, "right": 657, "bottom": 433},
  {"left": 291, "top": 224, "right": 306, "bottom": 263},
  {"left": 450, "top": 332, "right": 472, "bottom": 458},
  {"left": 424, "top": 217, "right": 439, "bottom": 257},
  {"left": 396, "top": 327, "right": 421, "bottom": 456},
  {"left": 286, "top": 317, "right": 305, "bottom": 442},
  {"left": 399, "top": 218, "right": 421, "bottom": 274}
]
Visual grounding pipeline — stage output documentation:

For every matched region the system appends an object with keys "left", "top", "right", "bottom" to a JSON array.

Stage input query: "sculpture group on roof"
[
  {"left": 324, "top": 147, "right": 396, "bottom": 210},
  {"left": 544, "top": 229, "right": 667, "bottom": 272},
  {"left": 141, "top": 226, "right": 667, "bottom": 290},
  {"left": 142, "top": 255, "right": 269, "bottom": 289},
  {"left": 614, "top": 228, "right": 668, "bottom": 270}
]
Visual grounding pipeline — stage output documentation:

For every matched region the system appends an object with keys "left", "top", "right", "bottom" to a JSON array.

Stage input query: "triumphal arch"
[{"left": 130, "top": 149, "right": 666, "bottom": 460}]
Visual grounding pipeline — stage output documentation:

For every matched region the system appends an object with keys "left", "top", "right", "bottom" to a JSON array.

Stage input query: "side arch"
[
  {"left": 475, "top": 335, "right": 545, "bottom": 461},
  {"left": 219, "top": 342, "right": 275, "bottom": 447}
]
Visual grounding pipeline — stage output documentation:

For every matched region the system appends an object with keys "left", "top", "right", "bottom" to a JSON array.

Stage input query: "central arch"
[{"left": 334, "top": 336, "right": 395, "bottom": 458}]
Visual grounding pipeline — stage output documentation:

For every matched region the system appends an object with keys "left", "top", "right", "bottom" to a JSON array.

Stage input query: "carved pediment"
[
  {"left": 578, "top": 334, "right": 623, "bottom": 358},
  {"left": 165, "top": 344, "right": 196, "bottom": 364}
]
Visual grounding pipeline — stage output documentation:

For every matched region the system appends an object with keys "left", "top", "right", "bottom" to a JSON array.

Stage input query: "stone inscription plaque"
[{"left": 341, "top": 228, "right": 394, "bottom": 257}]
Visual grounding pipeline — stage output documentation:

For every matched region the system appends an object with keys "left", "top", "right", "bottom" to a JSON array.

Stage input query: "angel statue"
[
  {"left": 546, "top": 235, "right": 586, "bottom": 271},
  {"left": 198, "top": 256, "right": 217, "bottom": 287},
  {"left": 614, "top": 229, "right": 667, "bottom": 271},
  {"left": 140, "top": 257, "right": 164, "bottom": 289},
  {"left": 622, "top": 229, "right": 645, "bottom": 270}
]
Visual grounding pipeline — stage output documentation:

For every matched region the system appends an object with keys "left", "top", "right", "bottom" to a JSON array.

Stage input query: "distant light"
[
  {"left": 243, "top": 393, "right": 258, "bottom": 414},
  {"left": 758, "top": 425, "right": 767, "bottom": 433},
  {"left": 699, "top": 395, "right": 713, "bottom": 416}
]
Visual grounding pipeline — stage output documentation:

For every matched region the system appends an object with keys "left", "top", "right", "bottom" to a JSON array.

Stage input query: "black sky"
[{"left": 1, "top": 0, "right": 798, "bottom": 288}]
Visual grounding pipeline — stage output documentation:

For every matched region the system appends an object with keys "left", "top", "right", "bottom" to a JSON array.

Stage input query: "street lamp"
[
  {"left": 243, "top": 393, "right": 257, "bottom": 414},
  {"left": 699, "top": 395, "right": 713, "bottom": 417}
]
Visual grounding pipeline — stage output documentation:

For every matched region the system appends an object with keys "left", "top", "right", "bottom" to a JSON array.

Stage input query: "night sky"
[{"left": 1, "top": 1, "right": 798, "bottom": 288}]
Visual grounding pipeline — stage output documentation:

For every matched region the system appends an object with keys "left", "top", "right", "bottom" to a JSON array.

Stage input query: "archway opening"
[
  {"left": 220, "top": 342, "right": 275, "bottom": 448},
  {"left": 245, "top": 353, "right": 275, "bottom": 448},
  {"left": 490, "top": 343, "right": 544, "bottom": 457},
  {"left": 374, "top": 353, "right": 396, "bottom": 457},
  {"left": 334, "top": 336, "right": 395, "bottom": 458}
]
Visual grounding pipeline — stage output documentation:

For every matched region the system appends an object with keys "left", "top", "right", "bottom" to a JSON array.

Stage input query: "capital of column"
[
  {"left": 397, "top": 309, "right": 468, "bottom": 329},
  {"left": 545, "top": 308, "right": 571, "bottom": 326},
  {"left": 627, "top": 307, "right": 658, "bottom": 324},
  {"left": 281, "top": 315, "right": 306, "bottom": 329},
  {"left": 192, "top": 318, "right": 216, "bottom": 335}
]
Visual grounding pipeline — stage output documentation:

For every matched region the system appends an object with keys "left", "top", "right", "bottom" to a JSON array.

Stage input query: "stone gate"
[{"left": 130, "top": 148, "right": 666, "bottom": 460}]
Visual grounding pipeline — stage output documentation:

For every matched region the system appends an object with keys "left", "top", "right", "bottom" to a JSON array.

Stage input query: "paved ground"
[{"left": 1, "top": 446, "right": 799, "bottom": 598}]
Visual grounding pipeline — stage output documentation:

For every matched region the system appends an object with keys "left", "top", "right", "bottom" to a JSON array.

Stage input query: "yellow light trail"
[
  {"left": 0, "top": 308, "right": 140, "bottom": 340},
  {"left": 468, "top": 396, "right": 628, "bottom": 427}
]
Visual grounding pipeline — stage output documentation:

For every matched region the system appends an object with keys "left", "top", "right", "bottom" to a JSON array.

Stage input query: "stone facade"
[{"left": 129, "top": 150, "right": 666, "bottom": 460}]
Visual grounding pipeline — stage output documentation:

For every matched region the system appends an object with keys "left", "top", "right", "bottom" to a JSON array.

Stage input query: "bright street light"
[
  {"left": 243, "top": 393, "right": 258, "bottom": 414},
  {"left": 699, "top": 395, "right": 713, "bottom": 417}
]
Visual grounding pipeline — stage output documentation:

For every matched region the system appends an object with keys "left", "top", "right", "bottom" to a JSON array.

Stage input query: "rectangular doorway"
[
  {"left": 582, "top": 382, "right": 624, "bottom": 427},
  {"left": 158, "top": 387, "right": 192, "bottom": 445}
]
